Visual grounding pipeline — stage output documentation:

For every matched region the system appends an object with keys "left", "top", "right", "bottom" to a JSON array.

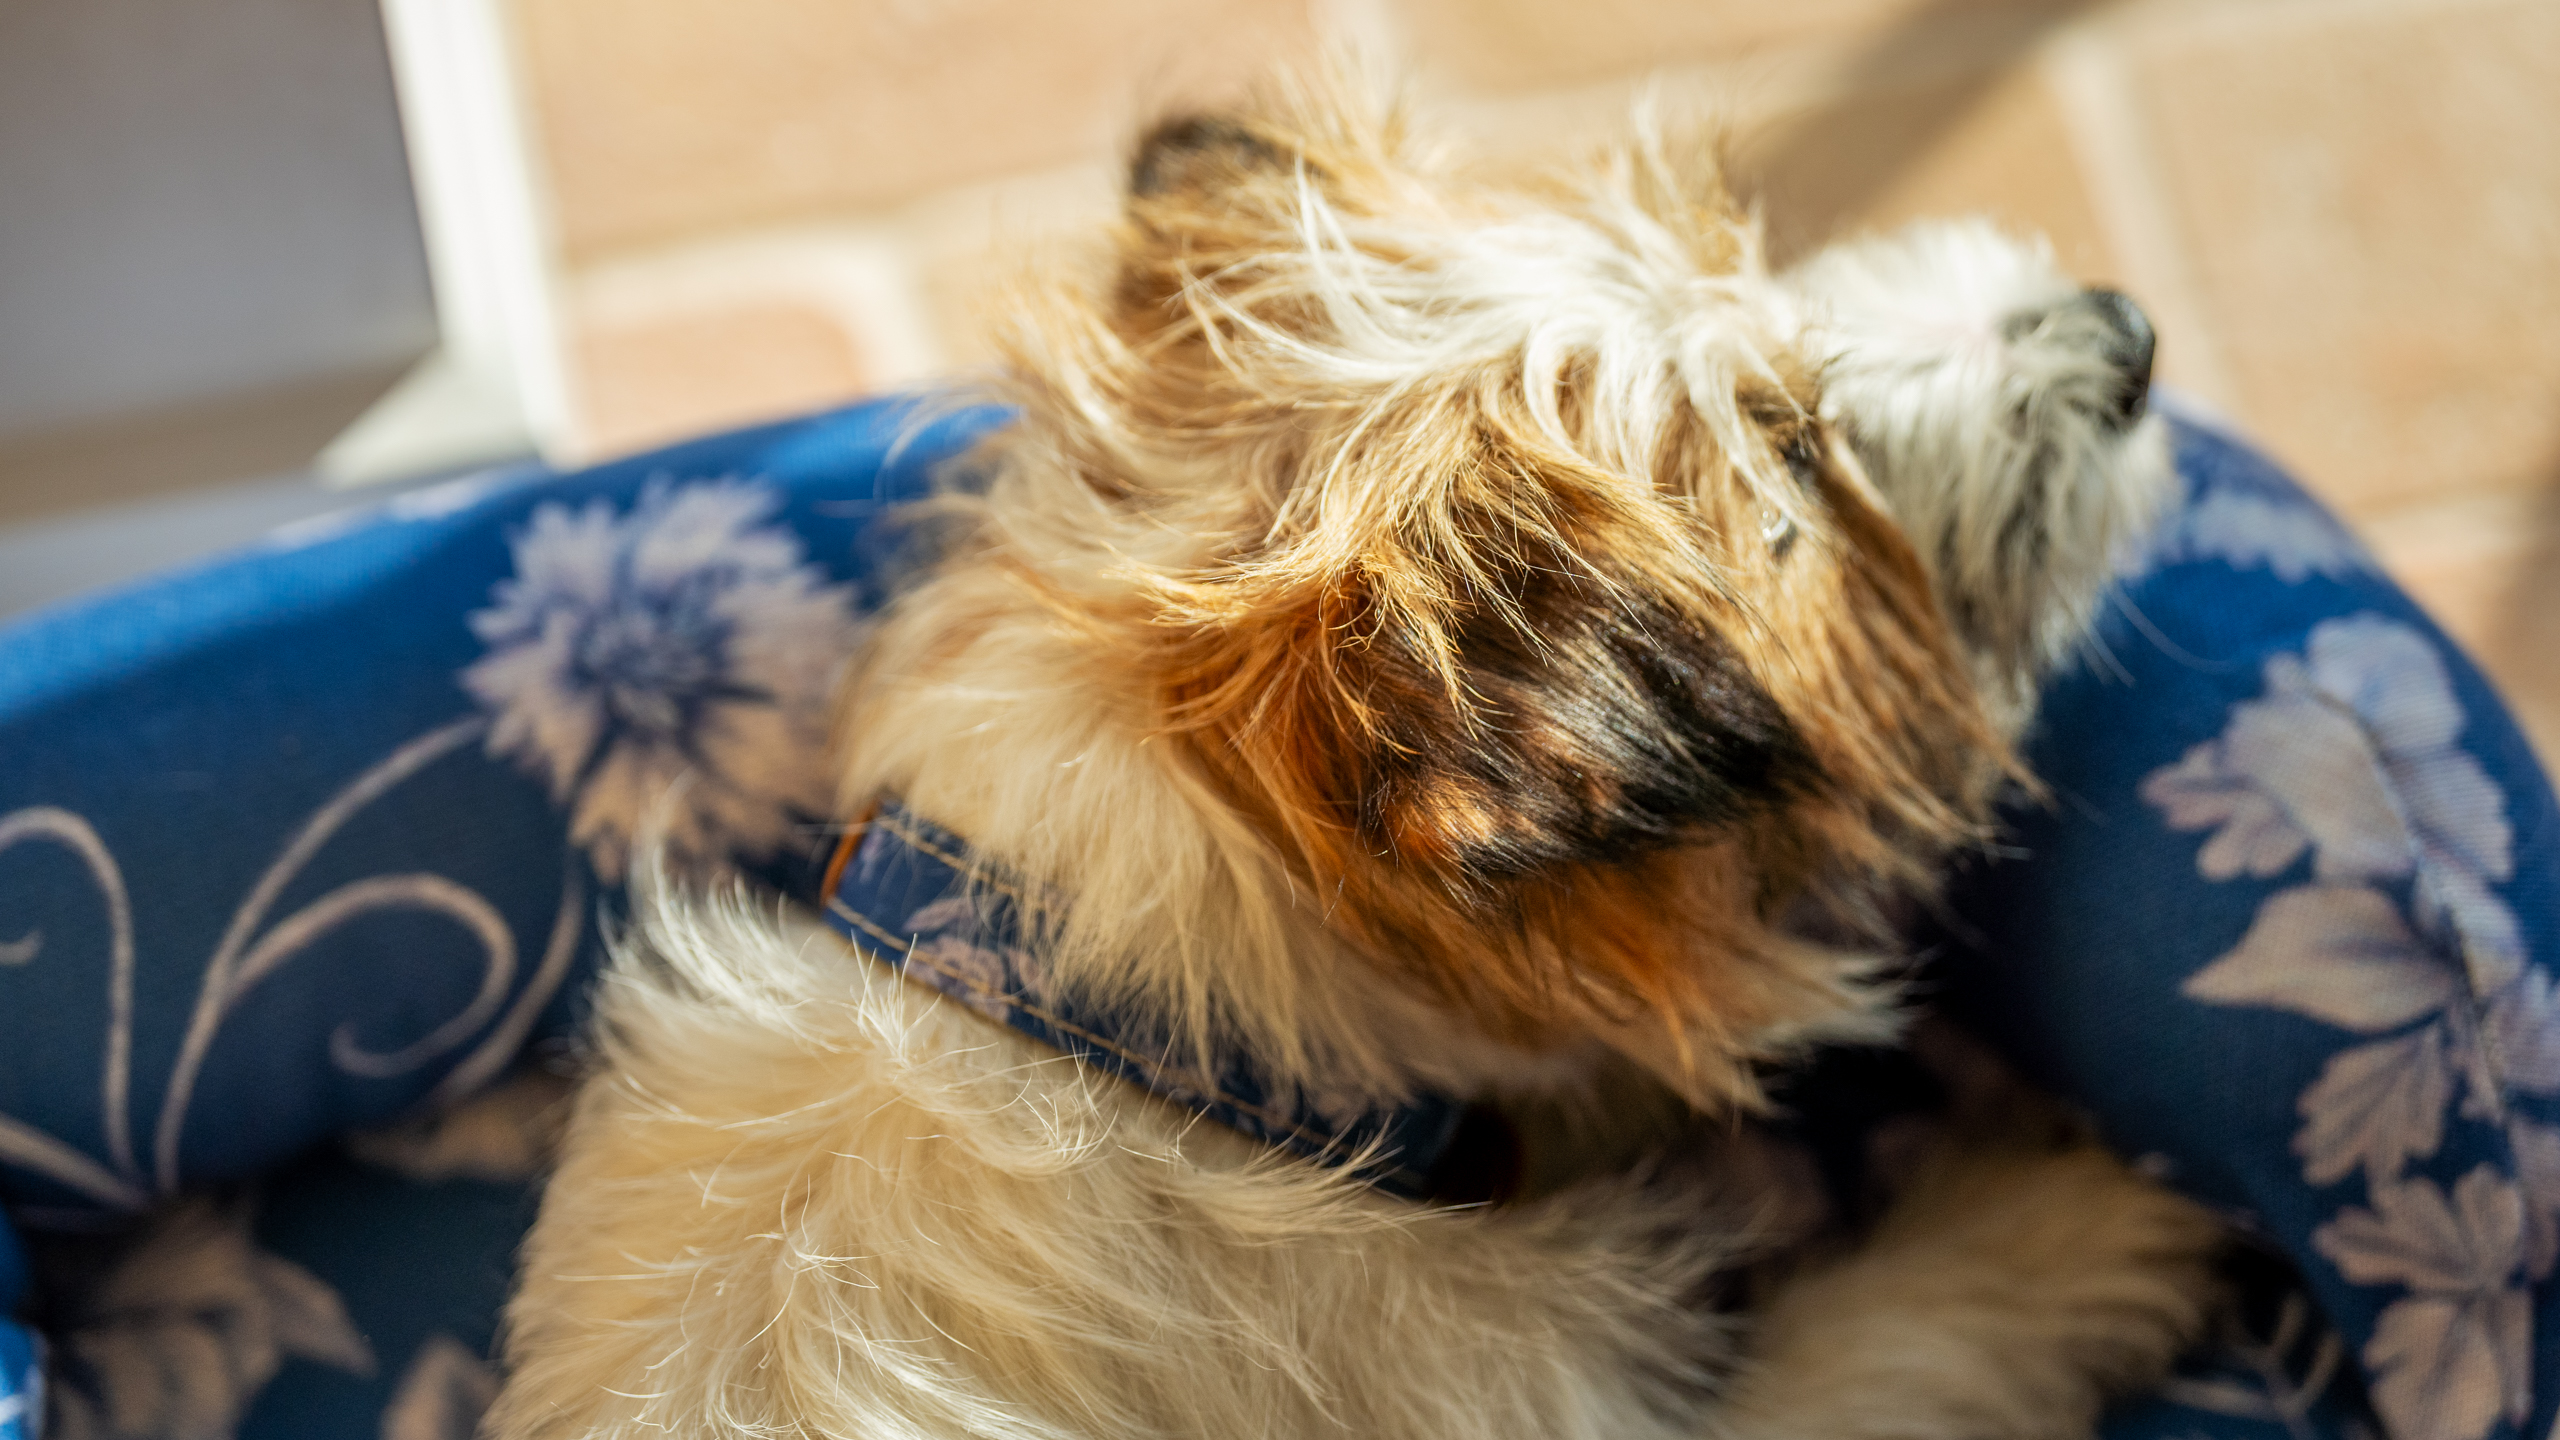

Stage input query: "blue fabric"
[
  {"left": 0, "top": 397, "right": 1012, "bottom": 1223},
  {"left": 0, "top": 1216, "right": 32, "bottom": 1440},
  {"left": 822, "top": 801, "right": 1472, "bottom": 1198},
  {"left": 1928, "top": 406, "right": 2560, "bottom": 1440},
  {"left": 0, "top": 392, "right": 2549, "bottom": 1440},
  {"left": 0, "top": 1324, "right": 34, "bottom": 1440}
]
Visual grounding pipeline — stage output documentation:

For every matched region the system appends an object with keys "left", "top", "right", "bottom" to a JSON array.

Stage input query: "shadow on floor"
[{"left": 1732, "top": 0, "right": 2109, "bottom": 263}]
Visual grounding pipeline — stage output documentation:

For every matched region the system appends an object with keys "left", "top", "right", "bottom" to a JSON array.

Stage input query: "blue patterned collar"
[{"left": 816, "top": 800, "right": 1487, "bottom": 1201}]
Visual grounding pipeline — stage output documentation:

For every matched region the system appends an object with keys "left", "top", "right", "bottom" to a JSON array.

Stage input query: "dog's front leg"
[{"left": 1717, "top": 1136, "right": 2223, "bottom": 1440}]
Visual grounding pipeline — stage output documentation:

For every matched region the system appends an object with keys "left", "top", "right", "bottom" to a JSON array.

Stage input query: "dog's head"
[
  {"left": 913, "top": 82, "right": 2161, "bottom": 1099},
  {"left": 1787, "top": 220, "right": 2174, "bottom": 727}
]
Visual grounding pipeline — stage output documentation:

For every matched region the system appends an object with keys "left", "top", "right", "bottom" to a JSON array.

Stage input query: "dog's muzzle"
[{"left": 2073, "top": 287, "right": 2156, "bottom": 428}]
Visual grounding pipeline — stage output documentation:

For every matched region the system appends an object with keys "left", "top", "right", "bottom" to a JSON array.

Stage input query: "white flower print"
[
  {"left": 900, "top": 895, "right": 1045, "bottom": 1024},
  {"left": 380, "top": 1334, "right": 498, "bottom": 1440},
  {"left": 2314, "top": 1167, "right": 2532, "bottom": 1440},
  {"left": 0, "top": 1346, "right": 38, "bottom": 1440},
  {"left": 2143, "top": 616, "right": 2510, "bottom": 901},
  {"left": 2182, "top": 886, "right": 2458, "bottom": 1031},
  {"left": 2155, "top": 617, "right": 2547, "bottom": 1190},
  {"left": 2294, "top": 1022, "right": 2458, "bottom": 1189},
  {"left": 462, "top": 481, "right": 861, "bottom": 881},
  {"left": 2181, "top": 883, "right": 2490, "bottom": 1186},
  {"left": 2507, "top": 1119, "right": 2560, "bottom": 1281},
  {"left": 2145, "top": 612, "right": 2560, "bottom": 1440},
  {"left": 904, "top": 894, "right": 992, "bottom": 940},
  {"left": 2163, "top": 488, "right": 2375, "bottom": 583},
  {"left": 344, "top": 1067, "right": 572, "bottom": 1185},
  {"left": 40, "top": 1201, "right": 374, "bottom": 1440}
]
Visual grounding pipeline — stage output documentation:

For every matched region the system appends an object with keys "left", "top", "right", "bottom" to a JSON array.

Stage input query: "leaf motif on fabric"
[
  {"left": 2418, "top": 863, "right": 2530, "bottom": 996},
  {"left": 2220, "top": 666, "right": 2417, "bottom": 884},
  {"left": 2506, "top": 1118, "right": 2560, "bottom": 1281},
  {"left": 40, "top": 1201, "right": 375, "bottom": 1440},
  {"left": 2395, "top": 751, "right": 2516, "bottom": 891},
  {"left": 2146, "top": 613, "right": 2557, "bottom": 1176},
  {"left": 2160, "top": 1284, "right": 2353, "bottom": 1426},
  {"left": 381, "top": 1334, "right": 500, "bottom": 1440},
  {"left": 2183, "top": 886, "right": 2457, "bottom": 1031},
  {"left": 2132, "top": 526, "right": 2554, "bottom": 1435},
  {"left": 2485, "top": 970, "right": 2560, "bottom": 1098},
  {"left": 2171, "top": 488, "right": 2374, "bottom": 583},
  {"left": 2303, "top": 619, "right": 2466, "bottom": 760},
  {"left": 2315, "top": 1165, "right": 2525, "bottom": 1294},
  {"left": 462, "top": 480, "right": 862, "bottom": 881},
  {"left": 2363, "top": 1289, "right": 2533, "bottom": 1440},
  {"left": 345, "top": 1068, "right": 572, "bottom": 1184},
  {"left": 251, "top": 1251, "right": 376, "bottom": 1377},
  {"left": 2297, "top": 1028, "right": 2456, "bottom": 1188},
  {"left": 2141, "top": 743, "right": 2310, "bottom": 881},
  {"left": 2315, "top": 1167, "right": 2532, "bottom": 1439},
  {"left": 2143, "top": 616, "right": 2511, "bottom": 902}
]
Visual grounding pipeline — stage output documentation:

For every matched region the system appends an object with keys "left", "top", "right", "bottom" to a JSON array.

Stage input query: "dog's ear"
[{"left": 1130, "top": 113, "right": 1292, "bottom": 200}]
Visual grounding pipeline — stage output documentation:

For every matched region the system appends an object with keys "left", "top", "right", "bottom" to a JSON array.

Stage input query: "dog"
[{"left": 492, "top": 76, "right": 2217, "bottom": 1440}]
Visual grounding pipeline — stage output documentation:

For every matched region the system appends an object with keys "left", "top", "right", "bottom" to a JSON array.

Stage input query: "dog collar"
[{"left": 816, "top": 800, "right": 1478, "bottom": 1200}]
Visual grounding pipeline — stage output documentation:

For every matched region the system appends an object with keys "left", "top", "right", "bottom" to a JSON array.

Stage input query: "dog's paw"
[
  {"left": 1893, "top": 1139, "right": 2225, "bottom": 1392},
  {"left": 1732, "top": 1139, "right": 2223, "bottom": 1439}
]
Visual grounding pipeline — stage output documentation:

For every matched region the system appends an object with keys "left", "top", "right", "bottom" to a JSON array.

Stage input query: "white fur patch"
[{"left": 1788, "top": 219, "right": 2179, "bottom": 727}]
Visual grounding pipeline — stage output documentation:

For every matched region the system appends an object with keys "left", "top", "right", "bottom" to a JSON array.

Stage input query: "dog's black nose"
[{"left": 2076, "top": 287, "right": 2155, "bottom": 428}]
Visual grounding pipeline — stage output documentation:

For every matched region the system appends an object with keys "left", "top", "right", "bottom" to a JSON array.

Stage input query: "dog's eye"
[
  {"left": 1759, "top": 507, "right": 1799, "bottom": 557},
  {"left": 1781, "top": 430, "right": 1823, "bottom": 486},
  {"left": 1758, "top": 430, "right": 1818, "bottom": 557}
]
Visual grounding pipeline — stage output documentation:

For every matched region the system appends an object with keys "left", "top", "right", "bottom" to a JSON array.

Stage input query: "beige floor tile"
[
  {"left": 2126, "top": 0, "right": 2560, "bottom": 517},
  {"left": 514, "top": 0, "right": 1316, "bottom": 261},
  {"left": 1389, "top": 0, "right": 2073, "bottom": 93},
  {"left": 569, "top": 299, "right": 874, "bottom": 461},
  {"left": 1739, "top": 61, "right": 2118, "bottom": 277},
  {"left": 2361, "top": 480, "right": 2560, "bottom": 770}
]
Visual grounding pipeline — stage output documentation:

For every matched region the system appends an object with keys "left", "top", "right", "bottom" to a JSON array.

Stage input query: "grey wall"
[
  {"left": 0, "top": 470, "right": 382, "bottom": 620},
  {"left": 0, "top": 0, "right": 437, "bottom": 442}
]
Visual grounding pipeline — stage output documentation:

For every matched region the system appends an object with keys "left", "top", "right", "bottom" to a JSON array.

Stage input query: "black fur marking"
[
  {"left": 1356, "top": 532, "right": 1817, "bottom": 886},
  {"left": 1418, "top": 1102, "right": 1523, "bottom": 1205},
  {"left": 1130, "top": 114, "right": 1284, "bottom": 197}
]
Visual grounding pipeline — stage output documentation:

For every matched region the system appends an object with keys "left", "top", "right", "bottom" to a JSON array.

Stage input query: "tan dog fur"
[{"left": 495, "top": 73, "right": 2217, "bottom": 1440}]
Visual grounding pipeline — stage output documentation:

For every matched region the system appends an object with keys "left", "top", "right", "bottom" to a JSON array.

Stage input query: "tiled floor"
[
  {"left": 513, "top": 0, "right": 1319, "bottom": 260},
  {"left": 498, "top": 0, "right": 2557, "bottom": 762}
]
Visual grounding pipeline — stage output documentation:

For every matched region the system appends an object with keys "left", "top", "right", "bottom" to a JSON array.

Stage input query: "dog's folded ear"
[{"left": 1130, "top": 113, "right": 1292, "bottom": 200}]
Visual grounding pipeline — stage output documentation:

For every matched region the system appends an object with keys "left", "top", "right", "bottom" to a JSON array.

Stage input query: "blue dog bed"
[{"left": 1, "top": 395, "right": 2552, "bottom": 1440}]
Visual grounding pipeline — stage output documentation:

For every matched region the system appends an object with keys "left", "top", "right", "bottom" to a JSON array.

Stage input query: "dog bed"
[{"left": 1, "top": 394, "right": 2551, "bottom": 1440}]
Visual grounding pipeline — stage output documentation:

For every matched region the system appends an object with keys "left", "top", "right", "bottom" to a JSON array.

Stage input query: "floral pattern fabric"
[
  {"left": 2150, "top": 613, "right": 2547, "bottom": 1438},
  {"left": 462, "top": 480, "right": 862, "bottom": 882},
  {"left": 1930, "top": 399, "right": 2560, "bottom": 1440},
  {"left": 1, "top": 393, "right": 2551, "bottom": 1439},
  {"left": 0, "top": 397, "right": 1004, "bottom": 1438}
]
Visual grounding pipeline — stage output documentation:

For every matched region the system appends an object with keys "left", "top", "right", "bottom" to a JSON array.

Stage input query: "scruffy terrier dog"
[{"left": 495, "top": 79, "right": 2216, "bottom": 1440}]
